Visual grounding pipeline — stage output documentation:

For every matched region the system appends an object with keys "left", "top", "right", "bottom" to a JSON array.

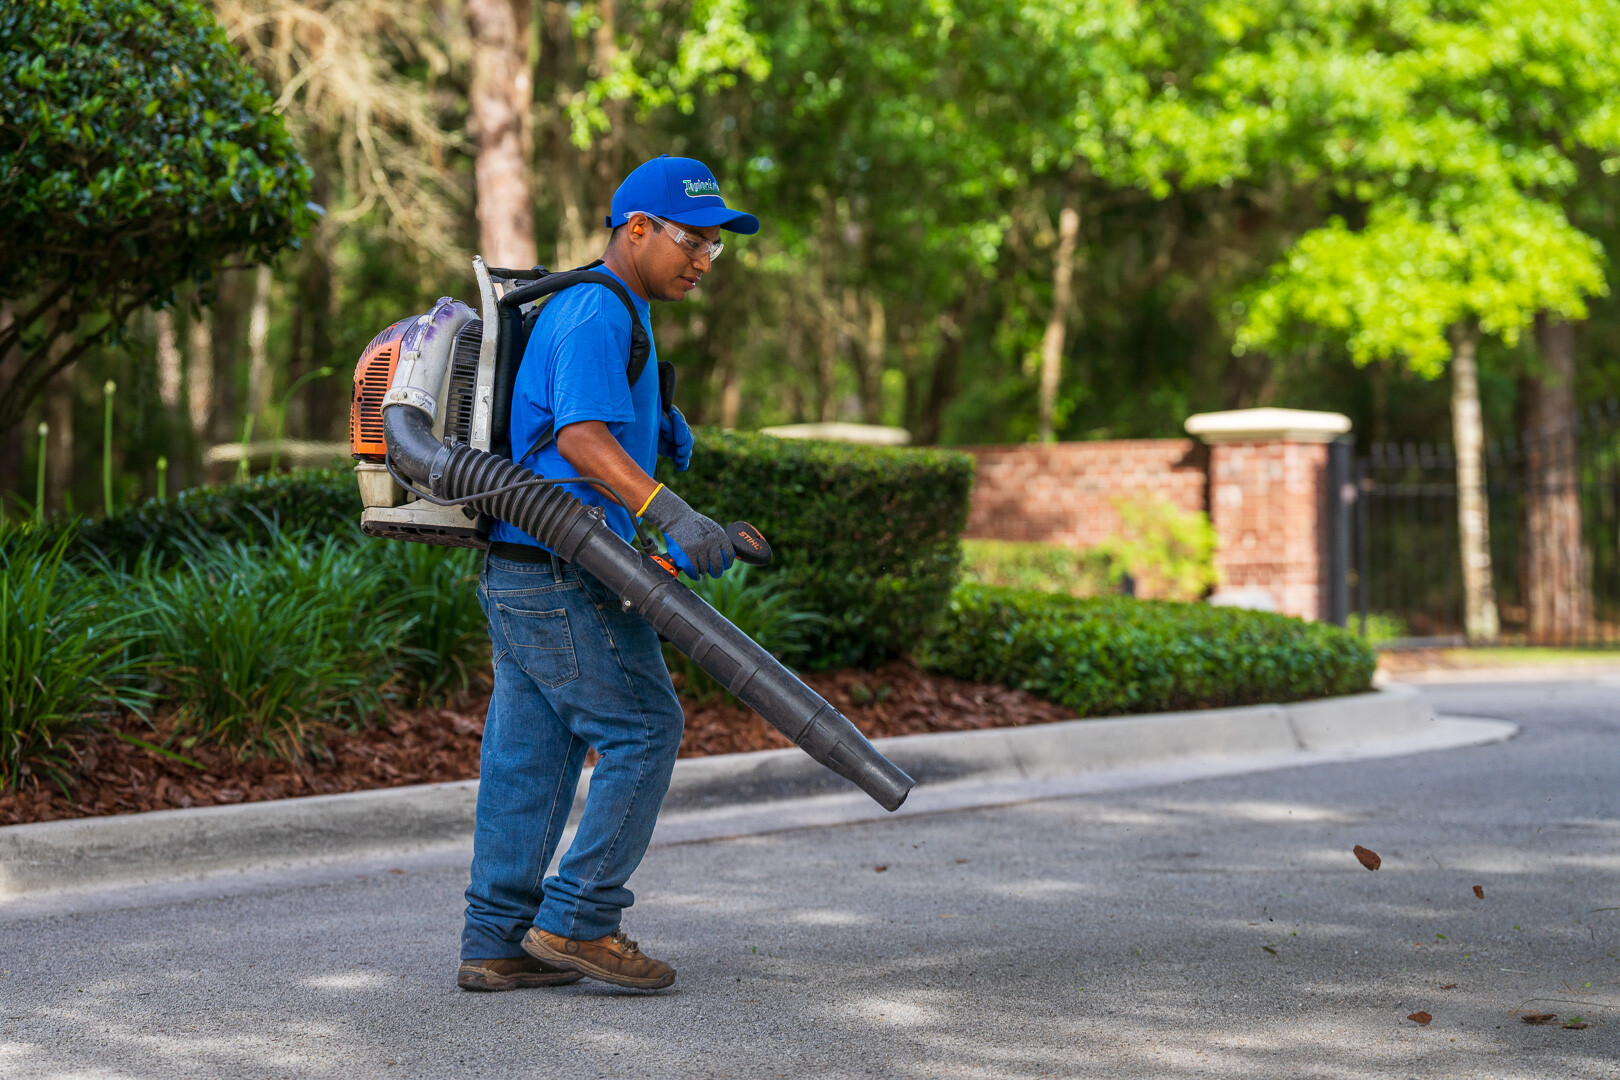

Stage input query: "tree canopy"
[
  {"left": 1222, "top": 0, "right": 1616, "bottom": 375},
  {"left": 9, "top": 0, "right": 1620, "bottom": 509},
  {"left": 0, "top": 0, "right": 313, "bottom": 434}
]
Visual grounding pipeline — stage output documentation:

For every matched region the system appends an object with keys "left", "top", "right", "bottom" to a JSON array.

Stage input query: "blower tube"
[{"left": 380, "top": 299, "right": 913, "bottom": 811}]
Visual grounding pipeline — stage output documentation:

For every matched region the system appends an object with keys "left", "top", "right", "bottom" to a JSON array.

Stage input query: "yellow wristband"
[{"left": 636, "top": 483, "right": 664, "bottom": 519}]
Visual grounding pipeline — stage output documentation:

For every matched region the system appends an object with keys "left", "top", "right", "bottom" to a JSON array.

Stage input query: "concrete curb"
[{"left": 0, "top": 687, "right": 1477, "bottom": 900}]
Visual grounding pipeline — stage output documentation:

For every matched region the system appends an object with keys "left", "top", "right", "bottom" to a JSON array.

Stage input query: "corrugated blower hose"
[{"left": 349, "top": 268, "right": 913, "bottom": 812}]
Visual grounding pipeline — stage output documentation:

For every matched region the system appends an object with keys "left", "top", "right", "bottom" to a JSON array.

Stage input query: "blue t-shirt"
[{"left": 489, "top": 265, "right": 658, "bottom": 553}]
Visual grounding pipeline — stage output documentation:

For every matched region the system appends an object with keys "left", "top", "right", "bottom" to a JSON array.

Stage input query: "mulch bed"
[{"left": 0, "top": 663, "right": 1073, "bottom": 827}]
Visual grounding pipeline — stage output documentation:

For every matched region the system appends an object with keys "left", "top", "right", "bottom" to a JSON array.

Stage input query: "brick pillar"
[{"left": 1184, "top": 408, "right": 1351, "bottom": 621}]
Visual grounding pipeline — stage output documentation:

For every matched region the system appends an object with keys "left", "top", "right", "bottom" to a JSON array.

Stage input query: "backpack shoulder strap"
[{"left": 502, "top": 261, "right": 654, "bottom": 463}]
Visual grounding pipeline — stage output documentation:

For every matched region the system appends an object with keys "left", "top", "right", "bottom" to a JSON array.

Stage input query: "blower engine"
[{"left": 348, "top": 258, "right": 914, "bottom": 812}]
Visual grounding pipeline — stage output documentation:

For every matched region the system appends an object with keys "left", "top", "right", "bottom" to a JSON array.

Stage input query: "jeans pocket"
[{"left": 494, "top": 602, "right": 580, "bottom": 689}]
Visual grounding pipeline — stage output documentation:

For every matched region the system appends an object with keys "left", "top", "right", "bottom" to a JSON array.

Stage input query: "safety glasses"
[{"left": 635, "top": 211, "right": 725, "bottom": 262}]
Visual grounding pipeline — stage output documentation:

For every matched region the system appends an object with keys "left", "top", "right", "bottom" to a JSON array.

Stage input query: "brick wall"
[
  {"left": 1206, "top": 441, "right": 1330, "bottom": 620},
  {"left": 962, "top": 439, "right": 1207, "bottom": 547}
]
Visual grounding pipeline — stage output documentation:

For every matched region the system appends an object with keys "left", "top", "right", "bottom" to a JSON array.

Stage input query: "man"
[{"left": 456, "top": 156, "right": 758, "bottom": 992}]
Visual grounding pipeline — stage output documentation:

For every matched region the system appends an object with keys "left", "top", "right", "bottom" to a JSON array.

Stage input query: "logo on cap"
[{"left": 683, "top": 178, "right": 721, "bottom": 198}]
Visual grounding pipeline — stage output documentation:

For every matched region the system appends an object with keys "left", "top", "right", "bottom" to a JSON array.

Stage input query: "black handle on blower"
[{"left": 728, "top": 521, "right": 771, "bottom": 566}]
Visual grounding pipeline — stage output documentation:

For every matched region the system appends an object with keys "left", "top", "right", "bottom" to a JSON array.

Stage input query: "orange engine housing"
[{"left": 350, "top": 319, "right": 412, "bottom": 461}]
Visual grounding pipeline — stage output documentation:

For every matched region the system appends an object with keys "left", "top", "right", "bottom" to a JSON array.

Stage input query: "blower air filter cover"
[{"left": 350, "top": 318, "right": 412, "bottom": 460}]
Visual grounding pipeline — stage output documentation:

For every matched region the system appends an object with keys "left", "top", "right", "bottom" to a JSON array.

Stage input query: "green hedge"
[
  {"left": 660, "top": 431, "right": 975, "bottom": 668},
  {"left": 51, "top": 469, "right": 360, "bottom": 566},
  {"left": 919, "top": 585, "right": 1376, "bottom": 715},
  {"left": 50, "top": 433, "right": 976, "bottom": 671}
]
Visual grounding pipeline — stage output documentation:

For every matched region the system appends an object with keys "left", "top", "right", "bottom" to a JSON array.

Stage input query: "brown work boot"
[
  {"left": 523, "top": 927, "right": 676, "bottom": 990},
  {"left": 457, "top": 955, "right": 585, "bottom": 992}
]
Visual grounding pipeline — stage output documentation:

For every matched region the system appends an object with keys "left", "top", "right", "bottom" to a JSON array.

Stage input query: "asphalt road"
[{"left": 2, "top": 679, "right": 1617, "bottom": 1079}]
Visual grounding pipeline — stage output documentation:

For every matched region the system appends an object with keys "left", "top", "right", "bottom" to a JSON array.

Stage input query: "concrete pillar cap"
[
  {"left": 758, "top": 422, "right": 911, "bottom": 445},
  {"left": 1184, "top": 408, "right": 1351, "bottom": 444}
]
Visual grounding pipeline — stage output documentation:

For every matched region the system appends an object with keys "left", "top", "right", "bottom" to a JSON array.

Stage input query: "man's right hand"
[{"left": 642, "top": 485, "right": 735, "bottom": 578}]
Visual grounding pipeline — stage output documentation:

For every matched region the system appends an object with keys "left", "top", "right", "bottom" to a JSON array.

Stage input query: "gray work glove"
[{"left": 643, "top": 485, "right": 736, "bottom": 579}]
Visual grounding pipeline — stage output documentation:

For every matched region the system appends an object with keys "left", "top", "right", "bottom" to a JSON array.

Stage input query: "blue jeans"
[{"left": 460, "top": 554, "right": 685, "bottom": 960}]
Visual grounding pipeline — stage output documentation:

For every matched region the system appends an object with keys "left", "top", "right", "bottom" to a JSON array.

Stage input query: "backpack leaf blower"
[{"left": 348, "top": 258, "right": 914, "bottom": 812}]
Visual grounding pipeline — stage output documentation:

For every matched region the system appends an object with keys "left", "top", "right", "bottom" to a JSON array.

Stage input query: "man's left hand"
[{"left": 659, "top": 406, "right": 693, "bottom": 471}]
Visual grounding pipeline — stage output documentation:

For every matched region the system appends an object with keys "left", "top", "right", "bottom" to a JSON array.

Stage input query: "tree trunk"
[
  {"left": 154, "top": 308, "right": 182, "bottom": 408},
  {"left": 45, "top": 369, "right": 73, "bottom": 514},
  {"left": 1369, "top": 359, "right": 1391, "bottom": 445},
  {"left": 588, "top": 0, "right": 625, "bottom": 218},
  {"left": 246, "top": 264, "right": 274, "bottom": 421},
  {"left": 720, "top": 367, "right": 741, "bottom": 430},
  {"left": 1449, "top": 321, "right": 1500, "bottom": 641},
  {"left": 187, "top": 306, "right": 213, "bottom": 438},
  {"left": 0, "top": 302, "right": 19, "bottom": 490},
  {"left": 915, "top": 300, "right": 969, "bottom": 446},
  {"left": 841, "top": 287, "right": 878, "bottom": 423},
  {"left": 860, "top": 293, "right": 886, "bottom": 425},
  {"left": 209, "top": 271, "right": 243, "bottom": 446},
  {"left": 553, "top": 152, "right": 595, "bottom": 271},
  {"left": 817, "top": 297, "right": 840, "bottom": 422},
  {"left": 1038, "top": 190, "right": 1081, "bottom": 443},
  {"left": 541, "top": 0, "right": 616, "bottom": 271},
  {"left": 291, "top": 227, "right": 339, "bottom": 440},
  {"left": 783, "top": 293, "right": 807, "bottom": 422},
  {"left": 466, "top": 0, "right": 536, "bottom": 268},
  {"left": 1523, "top": 313, "right": 1589, "bottom": 642},
  {"left": 900, "top": 331, "right": 921, "bottom": 437}
]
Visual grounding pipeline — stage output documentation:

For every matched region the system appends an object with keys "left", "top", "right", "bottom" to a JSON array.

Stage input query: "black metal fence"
[{"left": 1351, "top": 401, "right": 1620, "bottom": 647}]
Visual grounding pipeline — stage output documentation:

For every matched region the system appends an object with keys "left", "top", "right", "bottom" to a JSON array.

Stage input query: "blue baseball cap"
[{"left": 606, "top": 155, "right": 759, "bottom": 235}]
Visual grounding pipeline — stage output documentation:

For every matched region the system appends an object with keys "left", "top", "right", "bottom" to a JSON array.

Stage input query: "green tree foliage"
[
  {"left": 1240, "top": 195, "right": 1606, "bottom": 375},
  {"left": 11, "top": 0, "right": 1620, "bottom": 514},
  {"left": 1219, "top": 0, "right": 1616, "bottom": 374},
  {"left": 0, "top": 0, "right": 313, "bottom": 437}
]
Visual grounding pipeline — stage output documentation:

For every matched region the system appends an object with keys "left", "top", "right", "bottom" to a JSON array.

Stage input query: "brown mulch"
[
  {"left": 677, "top": 662, "right": 1076, "bottom": 755},
  {"left": 0, "top": 663, "right": 1074, "bottom": 827}
]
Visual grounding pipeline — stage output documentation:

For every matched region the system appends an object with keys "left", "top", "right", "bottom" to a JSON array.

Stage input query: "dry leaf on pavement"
[
  {"left": 1407, "top": 1012, "right": 1432, "bottom": 1025},
  {"left": 1521, "top": 1014, "right": 1558, "bottom": 1025},
  {"left": 1473, "top": 885, "right": 1484, "bottom": 899},
  {"left": 1354, "top": 845, "right": 1382, "bottom": 871},
  {"left": 874, "top": 865, "right": 888, "bottom": 873}
]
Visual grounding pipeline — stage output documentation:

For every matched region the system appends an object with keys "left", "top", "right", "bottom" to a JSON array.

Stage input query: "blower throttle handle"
[{"left": 728, "top": 521, "right": 771, "bottom": 566}]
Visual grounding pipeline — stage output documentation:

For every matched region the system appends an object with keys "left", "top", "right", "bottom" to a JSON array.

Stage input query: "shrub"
[
  {"left": 1352, "top": 611, "right": 1408, "bottom": 646},
  {"left": 46, "top": 470, "right": 490, "bottom": 710},
  {"left": 1093, "top": 495, "right": 1219, "bottom": 601},
  {"left": 963, "top": 497, "right": 1218, "bottom": 603},
  {"left": 370, "top": 540, "right": 490, "bottom": 704},
  {"left": 664, "top": 563, "right": 825, "bottom": 703},
  {"left": 127, "top": 527, "right": 405, "bottom": 761},
  {"left": 919, "top": 585, "right": 1376, "bottom": 716},
  {"left": 54, "top": 469, "right": 360, "bottom": 567},
  {"left": 0, "top": 0, "right": 313, "bottom": 436},
  {"left": 961, "top": 539, "right": 1115, "bottom": 597},
  {"left": 0, "top": 523, "right": 150, "bottom": 790},
  {"left": 660, "top": 431, "right": 975, "bottom": 668}
]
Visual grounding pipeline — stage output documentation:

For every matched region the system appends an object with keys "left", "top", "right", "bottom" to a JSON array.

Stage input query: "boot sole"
[
  {"left": 457, "top": 965, "right": 585, "bottom": 991},
  {"left": 522, "top": 930, "right": 677, "bottom": 990}
]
